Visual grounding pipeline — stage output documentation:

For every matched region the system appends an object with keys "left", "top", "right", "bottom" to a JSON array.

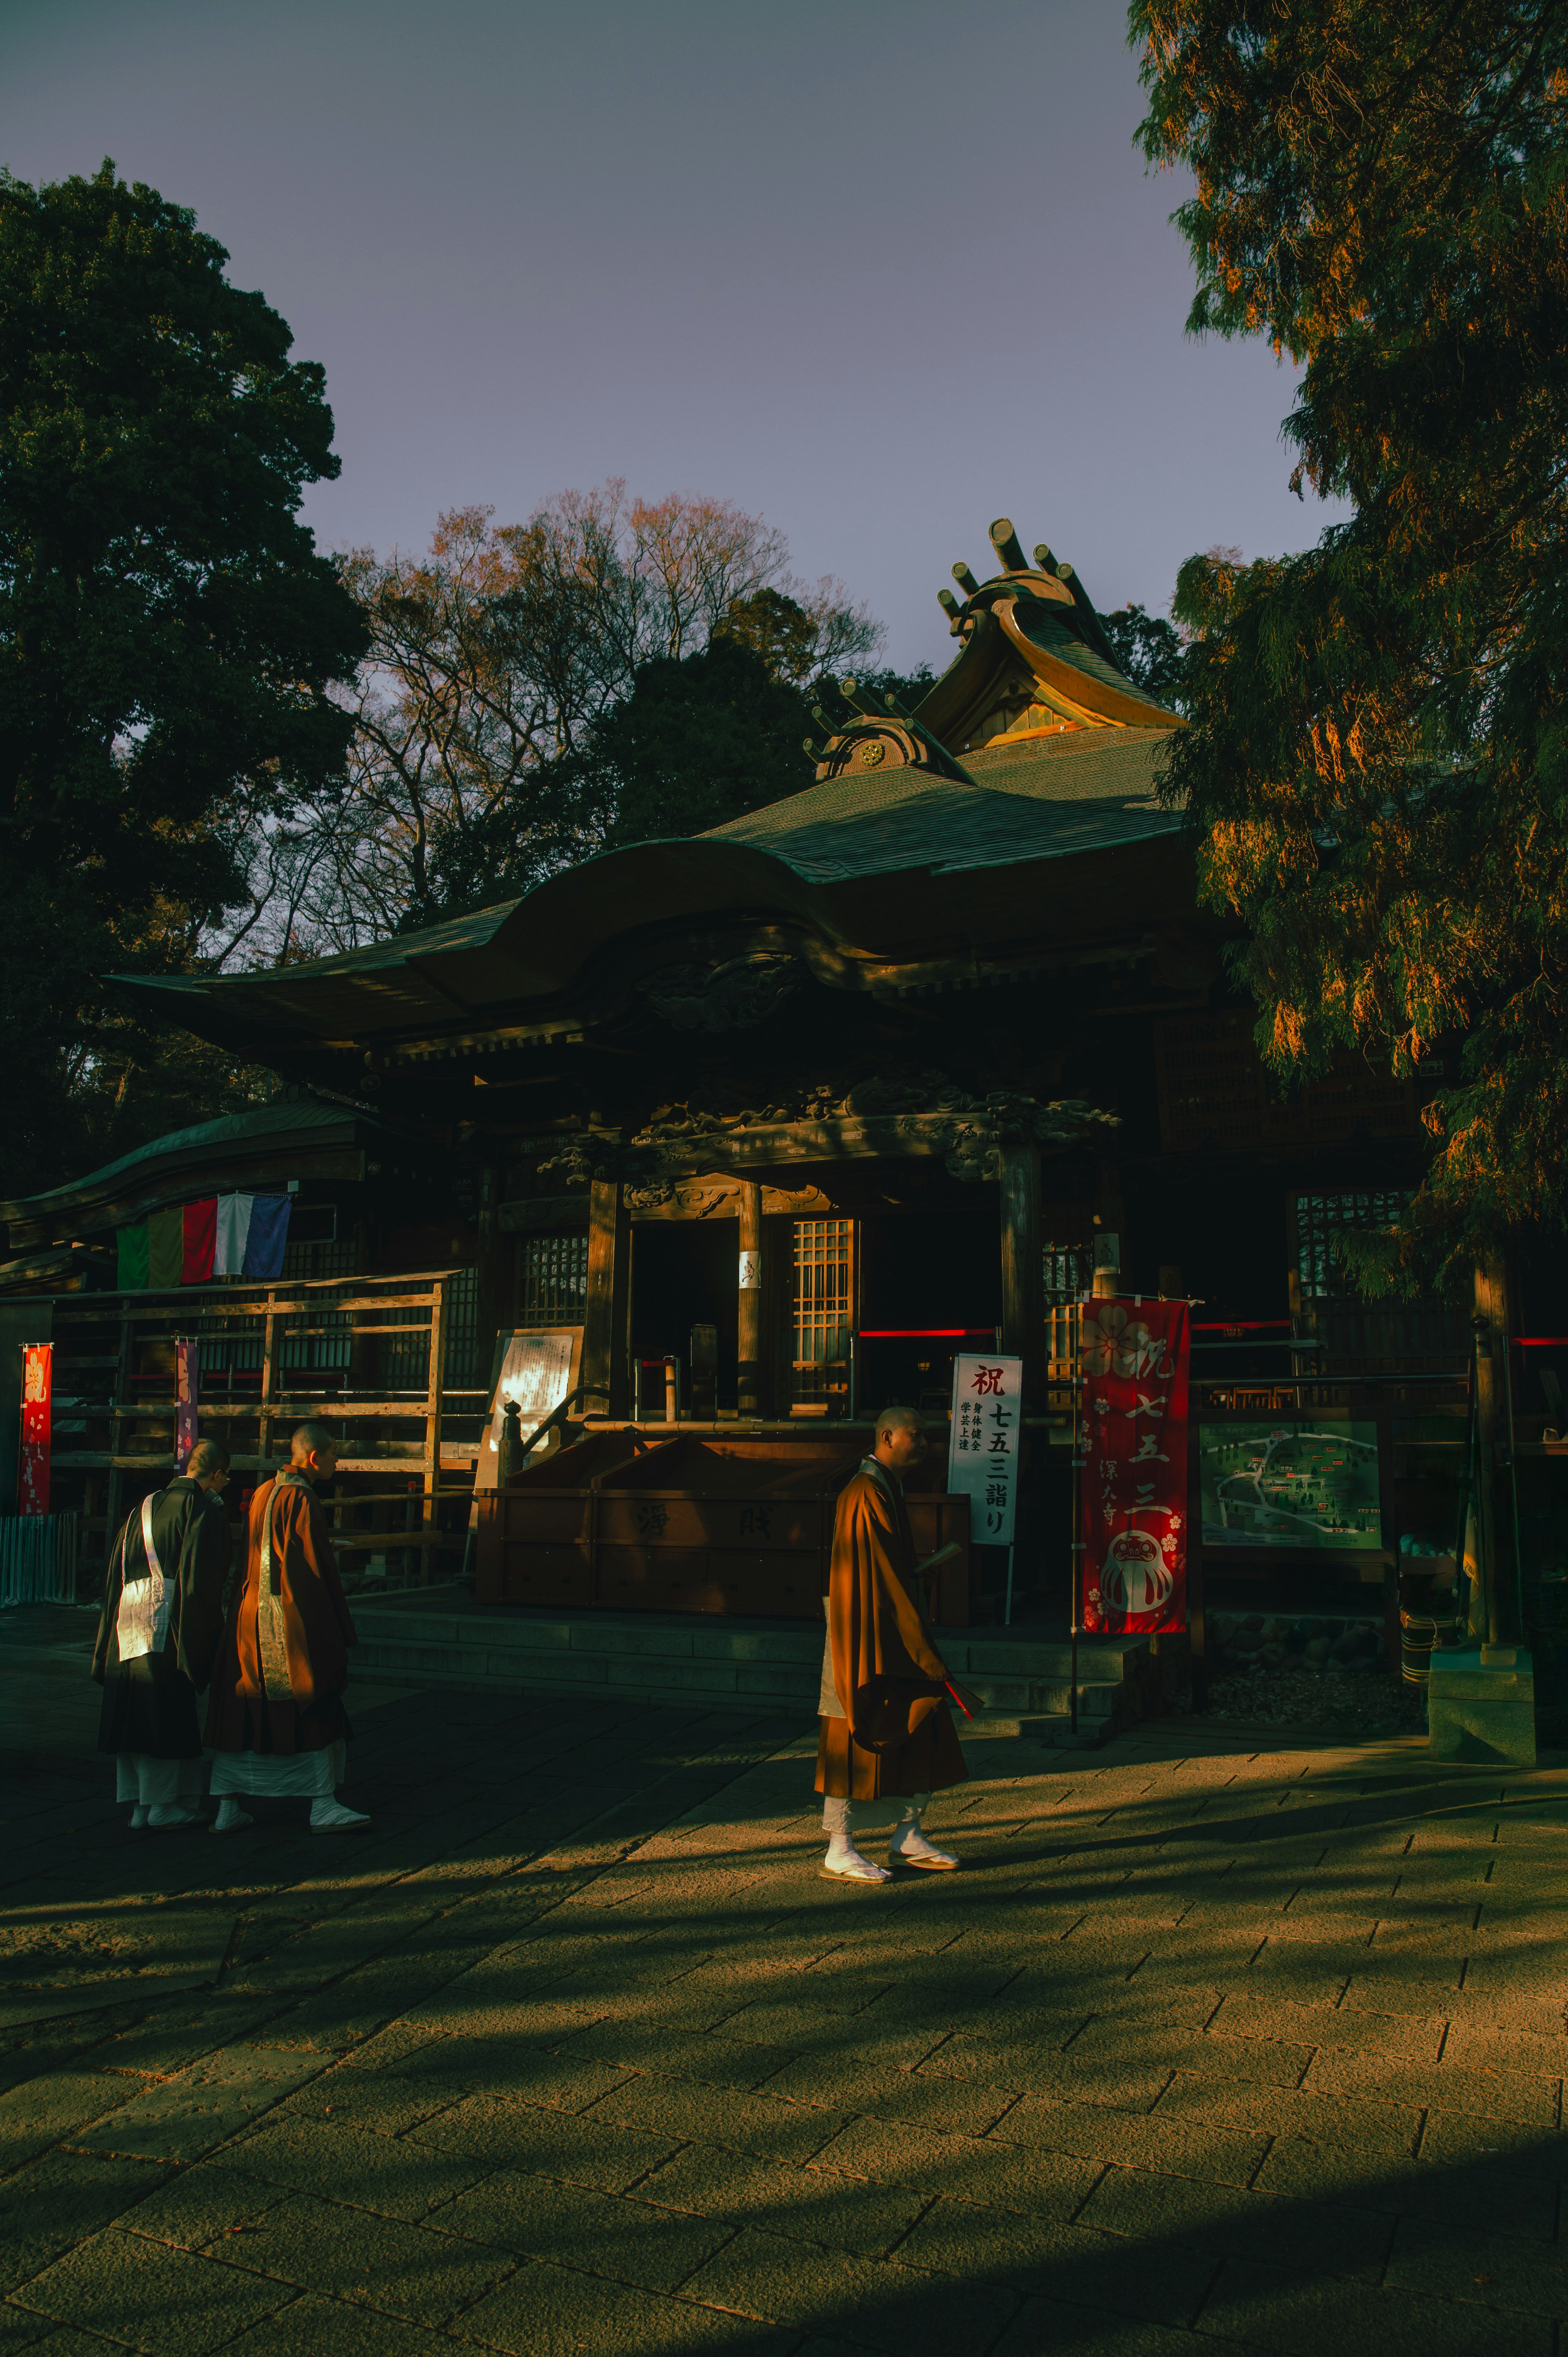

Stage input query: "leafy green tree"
[
  {"left": 1131, "top": 2, "right": 1568, "bottom": 1285},
  {"left": 0, "top": 160, "right": 365, "bottom": 1197},
  {"left": 1103, "top": 604, "right": 1187, "bottom": 708},
  {"left": 602, "top": 636, "right": 817, "bottom": 844}
]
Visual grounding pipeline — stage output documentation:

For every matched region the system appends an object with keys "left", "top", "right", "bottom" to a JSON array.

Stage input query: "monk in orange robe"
[
  {"left": 817, "top": 1405, "right": 968, "bottom": 1883},
  {"left": 205, "top": 1421, "right": 368, "bottom": 1835}
]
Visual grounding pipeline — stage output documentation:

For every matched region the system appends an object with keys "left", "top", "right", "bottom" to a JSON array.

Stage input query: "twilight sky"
[{"left": 2, "top": 0, "right": 1343, "bottom": 670}]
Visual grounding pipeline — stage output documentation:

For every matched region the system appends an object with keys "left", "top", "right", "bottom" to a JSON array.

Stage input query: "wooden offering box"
[{"left": 476, "top": 1430, "right": 971, "bottom": 1622}]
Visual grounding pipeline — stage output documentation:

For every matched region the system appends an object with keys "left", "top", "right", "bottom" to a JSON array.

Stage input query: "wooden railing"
[{"left": 45, "top": 1269, "right": 480, "bottom": 1577}]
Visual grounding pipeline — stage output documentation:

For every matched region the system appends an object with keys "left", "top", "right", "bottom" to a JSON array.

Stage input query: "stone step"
[{"left": 349, "top": 1588, "right": 1147, "bottom": 1747}]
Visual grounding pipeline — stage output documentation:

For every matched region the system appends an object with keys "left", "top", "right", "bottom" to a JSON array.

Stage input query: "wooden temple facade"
[{"left": 4, "top": 516, "right": 1502, "bottom": 1653}]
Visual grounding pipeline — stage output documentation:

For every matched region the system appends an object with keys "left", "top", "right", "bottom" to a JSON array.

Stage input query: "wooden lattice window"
[
  {"left": 521, "top": 1233, "right": 588, "bottom": 1322},
  {"left": 1293, "top": 1191, "right": 1410, "bottom": 1302},
  {"left": 792, "top": 1219, "right": 853, "bottom": 1408}
]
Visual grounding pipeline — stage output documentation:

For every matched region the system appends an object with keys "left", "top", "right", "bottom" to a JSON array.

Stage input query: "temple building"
[{"left": 4, "top": 517, "right": 1503, "bottom": 1726}]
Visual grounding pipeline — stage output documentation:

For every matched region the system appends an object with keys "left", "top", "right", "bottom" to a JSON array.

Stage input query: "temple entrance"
[
  {"left": 857, "top": 1203, "right": 1002, "bottom": 1416},
  {"left": 630, "top": 1222, "right": 739, "bottom": 1413}
]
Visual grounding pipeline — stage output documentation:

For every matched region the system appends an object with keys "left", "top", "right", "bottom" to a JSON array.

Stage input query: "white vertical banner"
[{"left": 947, "top": 1352, "right": 1022, "bottom": 1545}]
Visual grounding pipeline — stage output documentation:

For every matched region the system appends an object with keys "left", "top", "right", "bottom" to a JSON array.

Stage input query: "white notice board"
[
  {"left": 474, "top": 1328, "right": 580, "bottom": 1490},
  {"left": 946, "top": 1352, "right": 1022, "bottom": 1545}
]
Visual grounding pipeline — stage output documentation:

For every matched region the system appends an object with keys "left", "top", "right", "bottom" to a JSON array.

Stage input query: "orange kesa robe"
[
  {"left": 205, "top": 1470, "right": 358, "bottom": 1757},
  {"left": 815, "top": 1457, "right": 968, "bottom": 1802}
]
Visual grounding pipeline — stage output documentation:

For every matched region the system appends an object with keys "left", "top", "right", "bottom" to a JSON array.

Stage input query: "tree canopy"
[
  {"left": 0, "top": 159, "right": 364, "bottom": 1193},
  {"left": 1103, "top": 603, "right": 1187, "bottom": 707},
  {"left": 267, "top": 491, "right": 882, "bottom": 941},
  {"left": 1131, "top": 0, "right": 1568, "bottom": 1286}
]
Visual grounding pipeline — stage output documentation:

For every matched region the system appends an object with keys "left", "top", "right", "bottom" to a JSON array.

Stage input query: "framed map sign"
[{"left": 1199, "top": 1419, "right": 1382, "bottom": 1550}]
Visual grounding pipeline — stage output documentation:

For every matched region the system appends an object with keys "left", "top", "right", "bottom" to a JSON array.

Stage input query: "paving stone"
[
  {"left": 213, "top": 2114, "right": 492, "bottom": 2221},
  {"left": 1152, "top": 2074, "right": 1422, "bottom": 2155},
  {"left": 410, "top": 2094, "right": 679, "bottom": 2190},
  {"left": 68, "top": 2046, "right": 325, "bottom": 2164},
  {"left": 1384, "top": 2213, "right": 1568, "bottom": 2318},
  {"left": 988, "top": 2092, "right": 1269, "bottom": 2187},
  {"left": 896, "top": 2196, "right": 1216, "bottom": 2324},
  {"left": 584, "top": 2073, "right": 848, "bottom": 2163},
  {"left": 1304, "top": 2048, "right": 1560, "bottom": 2123},
  {"left": 0, "top": 2152, "right": 168, "bottom": 2295},
  {"left": 117, "top": 2161, "right": 293, "bottom": 2251},
  {"left": 637, "top": 2145, "right": 928, "bottom": 2257},
  {"left": 1075, "top": 2161, "right": 1394, "bottom": 2279},
  {"left": 456, "top": 2257, "right": 797, "bottom": 2353},
  {"left": 0, "top": 2074, "right": 135, "bottom": 2174},
  {"left": 1196, "top": 2252, "right": 1551, "bottom": 2355},
  {"left": 809, "top": 2116, "right": 1102, "bottom": 2218},
  {"left": 0, "top": 2308, "right": 131, "bottom": 2357},
  {"left": 18, "top": 2229, "right": 292, "bottom": 2354},
  {"left": 682, "top": 2225, "right": 1016, "bottom": 2352},
  {"left": 220, "top": 2290, "right": 462, "bottom": 2357},
  {"left": 426, "top": 2167, "right": 734, "bottom": 2288},
  {"left": 1417, "top": 2109, "right": 1568, "bottom": 2180},
  {"left": 196, "top": 2189, "right": 514, "bottom": 2325}
]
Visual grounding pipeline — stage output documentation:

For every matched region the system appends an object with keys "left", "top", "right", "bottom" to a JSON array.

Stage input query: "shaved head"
[
  {"left": 875, "top": 1405, "right": 924, "bottom": 1441},
  {"left": 186, "top": 1438, "right": 229, "bottom": 1481},
  {"left": 290, "top": 1421, "right": 339, "bottom": 1463}
]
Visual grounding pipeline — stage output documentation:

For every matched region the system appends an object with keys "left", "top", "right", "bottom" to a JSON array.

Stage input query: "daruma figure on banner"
[{"left": 1098, "top": 1525, "right": 1175, "bottom": 1619}]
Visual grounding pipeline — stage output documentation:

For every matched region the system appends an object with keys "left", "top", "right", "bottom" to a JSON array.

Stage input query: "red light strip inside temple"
[
  {"left": 1192, "top": 1320, "right": 1295, "bottom": 1333},
  {"left": 1516, "top": 1337, "right": 1568, "bottom": 1347},
  {"left": 855, "top": 1329, "right": 998, "bottom": 1340}
]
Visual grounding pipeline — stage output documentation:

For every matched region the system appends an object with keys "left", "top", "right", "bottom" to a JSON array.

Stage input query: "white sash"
[{"left": 115, "top": 1494, "right": 173, "bottom": 1663}]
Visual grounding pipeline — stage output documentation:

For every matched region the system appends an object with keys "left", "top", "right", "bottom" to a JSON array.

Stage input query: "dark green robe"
[{"left": 92, "top": 1478, "right": 230, "bottom": 1759}]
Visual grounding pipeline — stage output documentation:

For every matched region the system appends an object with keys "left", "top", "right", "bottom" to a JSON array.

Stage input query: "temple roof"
[{"left": 99, "top": 514, "right": 1187, "bottom": 1067}]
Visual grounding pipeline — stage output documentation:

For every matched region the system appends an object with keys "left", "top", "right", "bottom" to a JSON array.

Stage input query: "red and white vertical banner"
[
  {"left": 18, "top": 1343, "right": 52, "bottom": 1515},
  {"left": 174, "top": 1338, "right": 200, "bottom": 1473},
  {"left": 1079, "top": 1300, "right": 1190, "bottom": 1635}
]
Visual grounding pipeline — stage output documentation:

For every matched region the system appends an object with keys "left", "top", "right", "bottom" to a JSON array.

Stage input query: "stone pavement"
[{"left": 2, "top": 1636, "right": 1566, "bottom": 2357}]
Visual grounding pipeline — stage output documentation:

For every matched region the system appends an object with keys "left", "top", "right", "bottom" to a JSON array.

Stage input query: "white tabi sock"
[
  {"left": 310, "top": 1796, "right": 372, "bottom": 1833},
  {"left": 211, "top": 1798, "right": 254, "bottom": 1835},
  {"left": 129, "top": 1804, "right": 149, "bottom": 1831},
  {"left": 823, "top": 1833, "right": 890, "bottom": 1883},
  {"left": 889, "top": 1802, "right": 958, "bottom": 1869}
]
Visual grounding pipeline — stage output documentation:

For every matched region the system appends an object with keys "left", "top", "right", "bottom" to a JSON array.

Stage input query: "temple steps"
[{"left": 349, "top": 1585, "right": 1157, "bottom": 1747}]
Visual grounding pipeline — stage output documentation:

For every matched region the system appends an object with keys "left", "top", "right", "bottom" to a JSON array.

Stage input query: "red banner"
[
  {"left": 175, "top": 1337, "right": 200, "bottom": 1472},
  {"left": 1079, "top": 1299, "right": 1189, "bottom": 1635},
  {"left": 18, "top": 1342, "right": 51, "bottom": 1516}
]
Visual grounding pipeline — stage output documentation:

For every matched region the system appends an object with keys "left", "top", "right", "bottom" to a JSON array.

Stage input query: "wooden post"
[
  {"left": 422, "top": 1275, "right": 446, "bottom": 1582},
  {"left": 738, "top": 1180, "right": 764, "bottom": 1418},
  {"left": 999, "top": 1143, "right": 1045, "bottom": 1400},
  {"left": 104, "top": 1302, "right": 133, "bottom": 1549},
  {"left": 474, "top": 1160, "right": 508, "bottom": 1374},
  {"left": 1473, "top": 1255, "right": 1511, "bottom": 1650},
  {"left": 258, "top": 1291, "right": 278, "bottom": 1473},
  {"left": 582, "top": 1178, "right": 629, "bottom": 1417}
]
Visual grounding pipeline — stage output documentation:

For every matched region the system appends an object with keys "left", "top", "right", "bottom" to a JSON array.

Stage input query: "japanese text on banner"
[
  {"left": 18, "top": 1342, "right": 51, "bottom": 1516},
  {"left": 947, "top": 1353, "right": 1022, "bottom": 1545},
  {"left": 1078, "top": 1300, "right": 1190, "bottom": 1635}
]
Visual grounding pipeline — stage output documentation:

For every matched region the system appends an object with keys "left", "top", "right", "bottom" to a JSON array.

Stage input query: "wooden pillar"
[
  {"left": 999, "top": 1143, "right": 1045, "bottom": 1399},
  {"left": 582, "top": 1178, "right": 629, "bottom": 1418},
  {"left": 1473, "top": 1255, "right": 1512, "bottom": 1650},
  {"left": 738, "top": 1181, "right": 764, "bottom": 1418},
  {"left": 474, "top": 1160, "right": 509, "bottom": 1369}
]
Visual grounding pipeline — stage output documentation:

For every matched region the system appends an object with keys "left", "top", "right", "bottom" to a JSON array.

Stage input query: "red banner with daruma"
[
  {"left": 19, "top": 1342, "right": 51, "bottom": 1516},
  {"left": 1079, "top": 1300, "right": 1189, "bottom": 1635}
]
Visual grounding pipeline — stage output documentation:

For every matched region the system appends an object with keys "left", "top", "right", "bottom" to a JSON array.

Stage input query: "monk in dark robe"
[
  {"left": 817, "top": 1405, "right": 968, "bottom": 1884},
  {"left": 93, "top": 1440, "right": 232, "bottom": 1830},
  {"left": 205, "top": 1420, "right": 368, "bottom": 1835}
]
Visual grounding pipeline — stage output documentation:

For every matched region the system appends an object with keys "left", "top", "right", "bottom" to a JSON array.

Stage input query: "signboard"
[
  {"left": 947, "top": 1353, "right": 1022, "bottom": 1545},
  {"left": 475, "top": 1328, "right": 581, "bottom": 1490},
  {"left": 18, "top": 1342, "right": 51, "bottom": 1516},
  {"left": 1079, "top": 1299, "right": 1190, "bottom": 1635},
  {"left": 1200, "top": 1419, "right": 1381, "bottom": 1549},
  {"left": 174, "top": 1338, "right": 200, "bottom": 1473}
]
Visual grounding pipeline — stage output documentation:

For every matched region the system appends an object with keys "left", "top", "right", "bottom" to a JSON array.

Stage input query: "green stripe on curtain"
[
  {"left": 147, "top": 1206, "right": 185, "bottom": 1290},
  {"left": 116, "top": 1223, "right": 149, "bottom": 1291}
]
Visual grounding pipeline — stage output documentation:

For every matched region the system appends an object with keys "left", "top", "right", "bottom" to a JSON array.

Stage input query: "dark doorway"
[
  {"left": 858, "top": 1202, "right": 1001, "bottom": 1415},
  {"left": 631, "top": 1223, "right": 739, "bottom": 1412}
]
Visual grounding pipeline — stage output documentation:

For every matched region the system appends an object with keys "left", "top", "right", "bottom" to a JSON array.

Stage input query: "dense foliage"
[
  {"left": 1103, "top": 603, "right": 1187, "bottom": 707},
  {"left": 1132, "top": 1, "right": 1568, "bottom": 1285},
  {"left": 0, "top": 160, "right": 365, "bottom": 1195}
]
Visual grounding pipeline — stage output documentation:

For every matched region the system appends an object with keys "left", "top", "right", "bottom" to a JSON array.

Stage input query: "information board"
[{"left": 947, "top": 1353, "right": 1022, "bottom": 1545}]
